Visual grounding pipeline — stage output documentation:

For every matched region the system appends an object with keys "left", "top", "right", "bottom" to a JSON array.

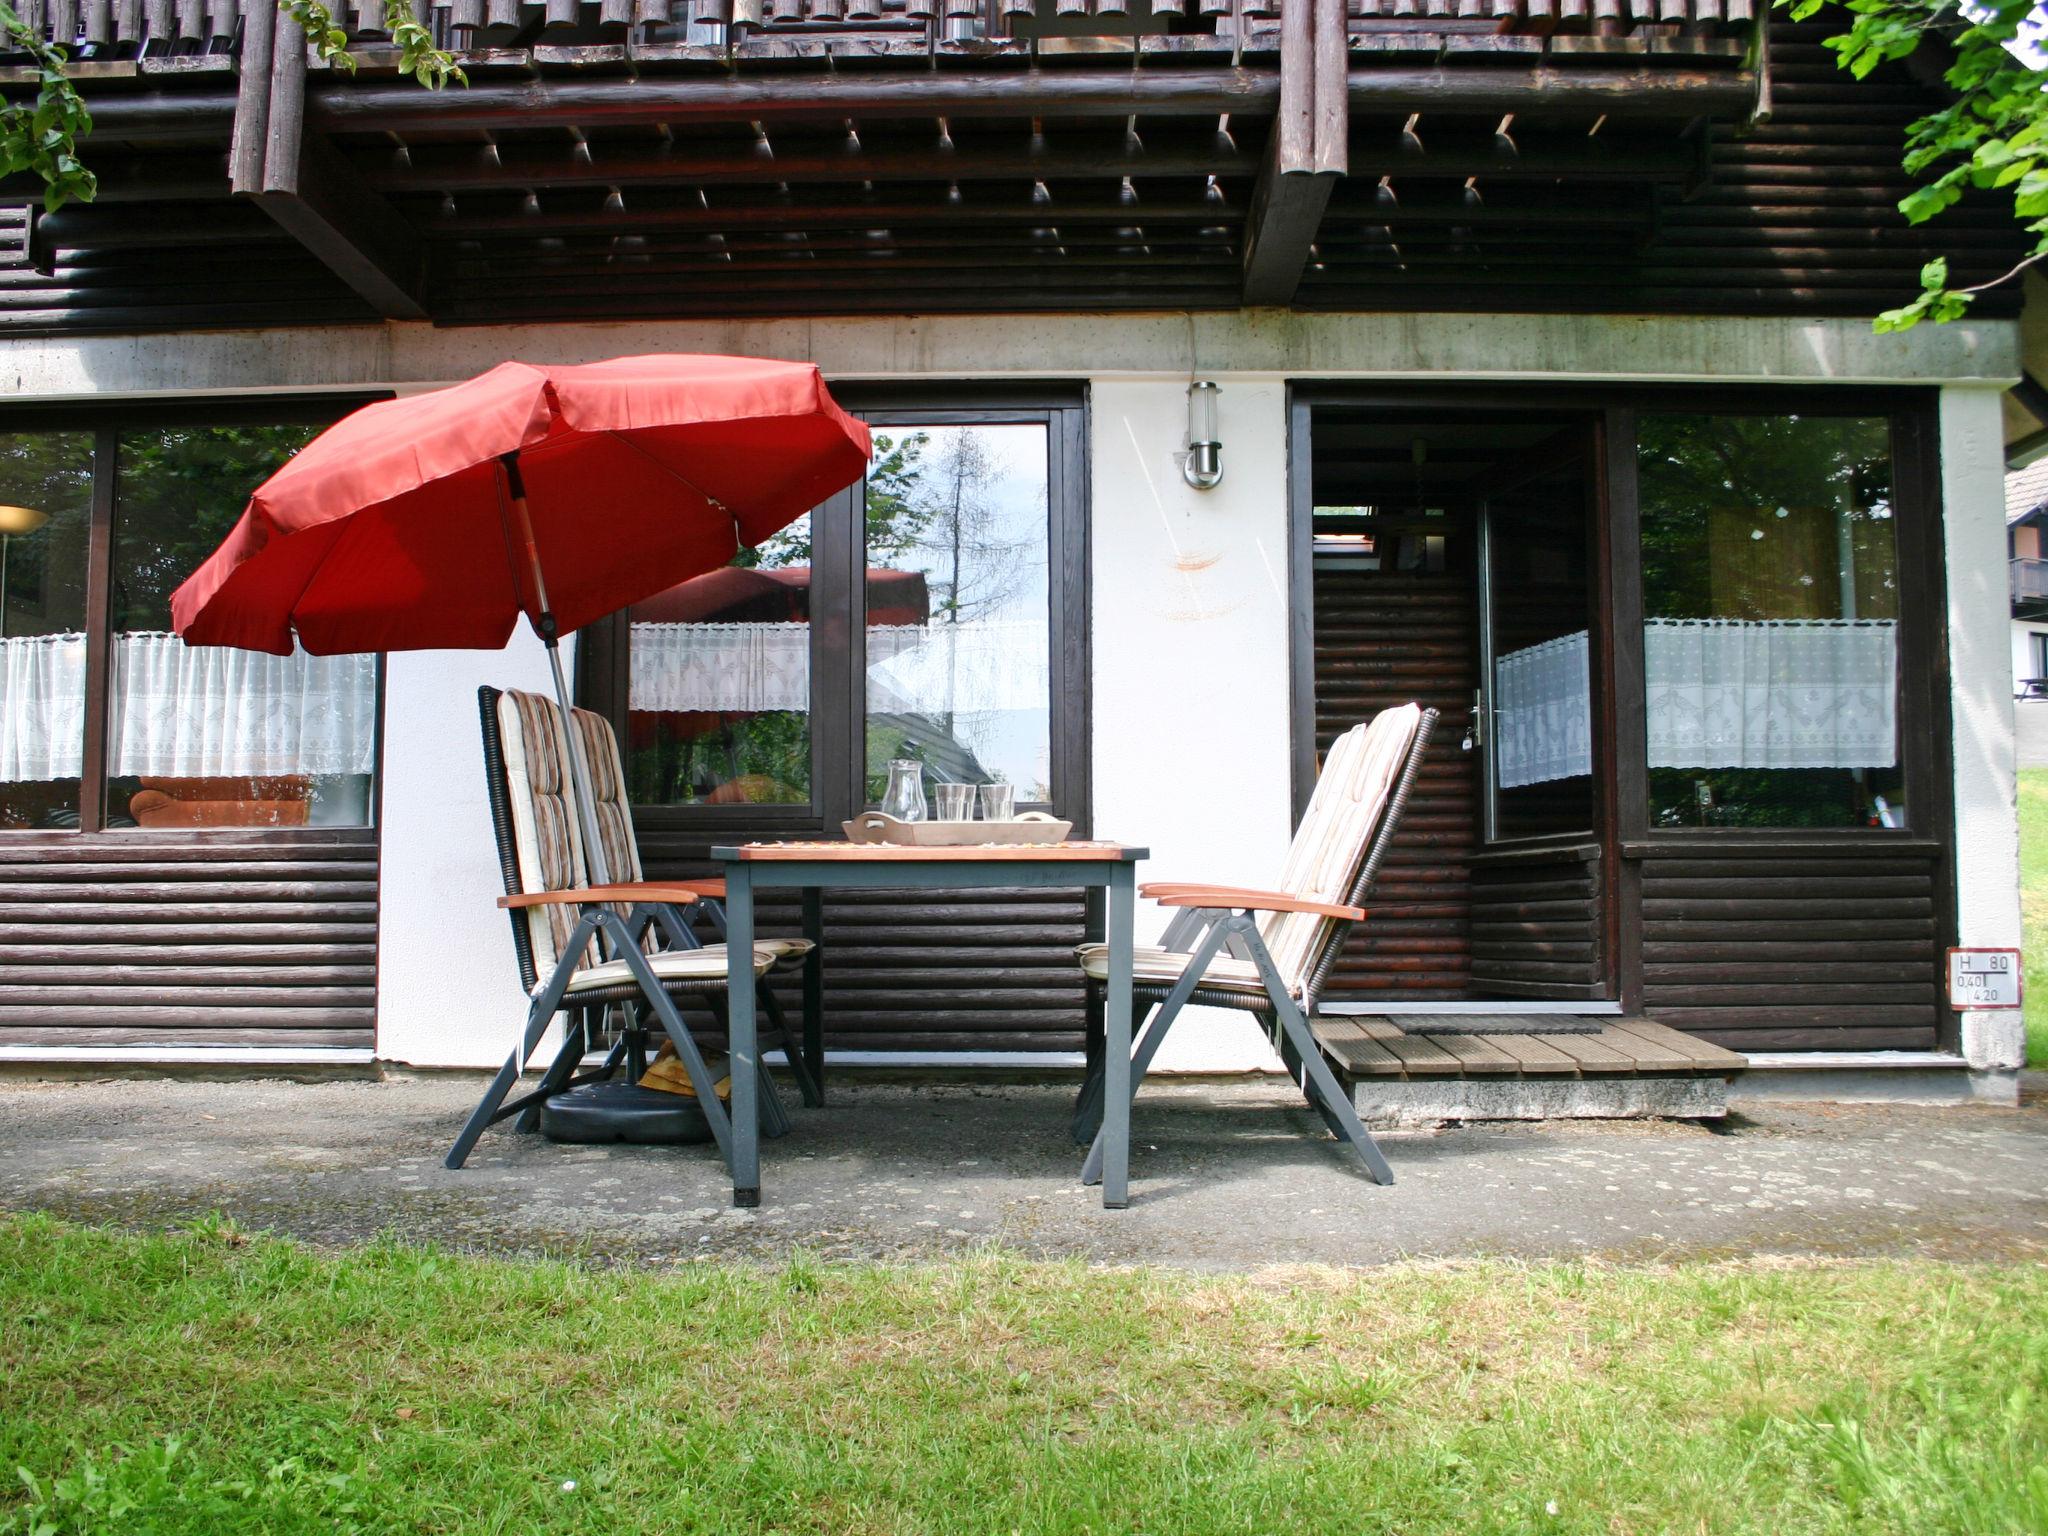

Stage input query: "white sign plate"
[{"left": 1947, "top": 948, "right": 2022, "bottom": 1011}]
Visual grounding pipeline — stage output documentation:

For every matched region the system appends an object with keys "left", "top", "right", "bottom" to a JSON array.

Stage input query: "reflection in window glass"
[
  {"left": 623, "top": 514, "right": 814, "bottom": 807},
  {"left": 108, "top": 426, "right": 377, "bottom": 830},
  {"left": 1638, "top": 414, "right": 1902, "bottom": 829},
  {"left": 1488, "top": 464, "right": 1594, "bottom": 841},
  {"left": 862, "top": 424, "right": 1051, "bottom": 804},
  {"left": 0, "top": 432, "right": 93, "bottom": 828}
]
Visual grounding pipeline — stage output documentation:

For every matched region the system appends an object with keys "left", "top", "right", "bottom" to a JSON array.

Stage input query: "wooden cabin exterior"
[{"left": 0, "top": 1, "right": 2030, "bottom": 1094}]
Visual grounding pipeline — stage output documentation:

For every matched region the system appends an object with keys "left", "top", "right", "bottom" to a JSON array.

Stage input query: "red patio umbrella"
[{"left": 171, "top": 354, "right": 871, "bottom": 879}]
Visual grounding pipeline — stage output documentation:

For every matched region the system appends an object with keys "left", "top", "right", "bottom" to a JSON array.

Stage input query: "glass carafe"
[{"left": 880, "top": 759, "right": 927, "bottom": 822}]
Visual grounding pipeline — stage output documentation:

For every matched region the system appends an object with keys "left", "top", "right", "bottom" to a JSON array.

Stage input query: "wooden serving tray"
[{"left": 842, "top": 811, "right": 1073, "bottom": 846}]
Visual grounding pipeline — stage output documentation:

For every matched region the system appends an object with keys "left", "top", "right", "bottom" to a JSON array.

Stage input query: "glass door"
[
  {"left": 1476, "top": 433, "right": 1599, "bottom": 845},
  {"left": 1466, "top": 422, "right": 1612, "bottom": 1001}
]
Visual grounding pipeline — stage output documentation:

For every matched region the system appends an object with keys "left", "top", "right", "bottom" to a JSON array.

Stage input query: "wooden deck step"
[{"left": 1309, "top": 1015, "right": 1749, "bottom": 1083}]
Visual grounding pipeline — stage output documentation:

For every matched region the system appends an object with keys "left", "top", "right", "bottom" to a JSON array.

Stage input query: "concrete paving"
[
  {"left": 1, "top": 1073, "right": 2044, "bottom": 1270},
  {"left": 2017, "top": 697, "right": 2048, "bottom": 769}
]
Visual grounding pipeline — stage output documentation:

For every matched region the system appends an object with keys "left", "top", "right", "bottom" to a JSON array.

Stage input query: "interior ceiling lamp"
[
  {"left": 1182, "top": 381, "right": 1223, "bottom": 491},
  {"left": 0, "top": 503, "right": 48, "bottom": 636}
]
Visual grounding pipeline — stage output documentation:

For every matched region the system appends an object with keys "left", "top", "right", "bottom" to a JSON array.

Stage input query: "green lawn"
[
  {"left": 2, "top": 1216, "right": 2046, "bottom": 1535},
  {"left": 2022, "top": 769, "right": 2048, "bottom": 1068}
]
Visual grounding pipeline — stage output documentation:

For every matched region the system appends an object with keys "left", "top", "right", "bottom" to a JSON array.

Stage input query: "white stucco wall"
[
  {"left": 372, "top": 633, "right": 572, "bottom": 1070},
  {"left": 1942, "top": 385, "right": 2027, "bottom": 1072},
  {"left": 0, "top": 311, "right": 2025, "bottom": 1072},
  {"left": 1088, "top": 379, "right": 1295, "bottom": 1071}
]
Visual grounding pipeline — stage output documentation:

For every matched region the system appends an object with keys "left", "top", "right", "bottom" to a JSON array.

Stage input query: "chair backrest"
[
  {"left": 480, "top": 688, "right": 665, "bottom": 993},
  {"left": 1259, "top": 703, "right": 1435, "bottom": 1004},
  {"left": 569, "top": 704, "right": 644, "bottom": 887},
  {"left": 478, "top": 685, "right": 589, "bottom": 993}
]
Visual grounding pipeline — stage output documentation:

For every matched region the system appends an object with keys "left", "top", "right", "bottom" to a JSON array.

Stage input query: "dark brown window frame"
[
  {"left": 1289, "top": 381, "right": 1956, "bottom": 1037},
  {"left": 578, "top": 383, "right": 1093, "bottom": 848},
  {"left": 0, "top": 393, "right": 392, "bottom": 841},
  {"left": 1287, "top": 382, "right": 1949, "bottom": 847}
]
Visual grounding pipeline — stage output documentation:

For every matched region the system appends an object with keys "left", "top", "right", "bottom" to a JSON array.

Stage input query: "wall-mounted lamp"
[
  {"left": 0, "top": 503, "right": 48, "bottom": 637},
  {"left": 1181, "top": 380, "right": 1223, "bottom": 491}
]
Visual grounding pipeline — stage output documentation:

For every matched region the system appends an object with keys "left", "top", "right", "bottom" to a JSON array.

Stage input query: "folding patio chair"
[
  {"left": 444, "top": 686, "right": 818, "bottom": 1169},
  {"left": 1071, "top": 703, "right": 1437, "bottom": 1185}
]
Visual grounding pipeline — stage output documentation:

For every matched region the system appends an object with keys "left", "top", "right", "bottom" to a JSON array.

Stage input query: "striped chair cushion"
[
  {"left": 1074, "top": 703, "right": 1423, "bottom": 1006},
  {"left": 498, "top": 688, "right": 587, "bottom": 979},
  {"left": 1260, "top": 702, "right": 1423, "bottom": 992},
  {"left": 498, "top": 691, "right": 813, "bottom": 994}
]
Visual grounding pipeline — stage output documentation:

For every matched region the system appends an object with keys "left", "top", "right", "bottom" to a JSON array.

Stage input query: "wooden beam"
[
  {"left": 318, "top": 63, "right": 1749, "bottom": 135},
  {"left": 2010, "top": 369, "right": 2048, "bottom": 432},
  {"left": 52, "top": 61, "right": 1758, "bottom": 142},
  {"left": 249, "top": 14, "right": 428, "bottom": 321},
  {"left": 0, "top": 152, "right": 230, "bottom": 205},
  {"left": 423, "top": 190, "right": 1244, "bottom": 236},
  {"left": 1242, "top": 0, "right": 1344, "bottom": 305},
  {"left": 35, "top": 205, "right": 297, "bottom": 251}
]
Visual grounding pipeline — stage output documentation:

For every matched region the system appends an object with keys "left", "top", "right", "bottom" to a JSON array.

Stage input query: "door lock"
[{"left": 1461, "top": 687, "right": 1485, "bottom": 752}]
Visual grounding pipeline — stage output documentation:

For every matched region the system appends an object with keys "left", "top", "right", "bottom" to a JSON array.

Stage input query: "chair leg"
[
  {"left": 801, "top": 886, "right": 825, "bottom": 1102},
  {"left": 1083, "top": 917, "right": 1397, "bottom": 1188},
  {"left": 448, "top": 912, "right": 606, "bottom": 1169},
  {"left": 1071, "top": 984, "right": 1108, "bottom": 1143},
  {"left": 1072, "top": 999, "right": 1165, "bottom": 1146},
  {"left": 762, "top": 983, "right": 823, "bottom": 1109},
  {"left": 1076, "top": 915, "right": 1239, "bottom": 1159},
  {"left": 515, "top": 1009, "right": 591, "bottom": 1133}
]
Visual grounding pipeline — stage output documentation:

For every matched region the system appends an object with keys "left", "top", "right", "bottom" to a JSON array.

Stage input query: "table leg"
[
  {"left": 801, "top": 884, "right": 825, "bottom": 1102},
  {"left": 1100, "top": 862, "right": 1135, "bottom": 1209},
  {"left": 727, "top": 863, "right": 760, "bottom": 1208}
]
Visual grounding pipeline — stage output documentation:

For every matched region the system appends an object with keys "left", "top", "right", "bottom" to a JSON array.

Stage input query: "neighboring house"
[
  {"left": 2012, "top": 457, "right": 2048, "bottom": 695},
  {"left": 0, "top": 7, "right": 2036, "bottom": 1099}
]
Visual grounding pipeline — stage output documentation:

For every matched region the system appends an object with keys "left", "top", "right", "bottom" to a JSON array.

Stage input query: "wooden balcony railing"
[
  {"left": 2013, "top": 557, "right": 2048, "bottom": 608},
  {"left": 5, "top": 0, "right": 1751, "bottom": 66}
]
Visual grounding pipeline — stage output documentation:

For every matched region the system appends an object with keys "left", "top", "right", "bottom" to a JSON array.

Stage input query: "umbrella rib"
[{"left": 600, "top": 429, "right": 743, "bottom": 554}]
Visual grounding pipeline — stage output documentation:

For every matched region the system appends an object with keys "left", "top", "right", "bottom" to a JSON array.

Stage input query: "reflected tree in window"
[{"left": 1638, "top": 414, "right": 1903, "bottom": 830}]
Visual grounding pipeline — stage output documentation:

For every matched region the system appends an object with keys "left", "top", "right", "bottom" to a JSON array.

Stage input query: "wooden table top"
[{"left": 714, "top": 840, "right": 1146, "bottom": 862}]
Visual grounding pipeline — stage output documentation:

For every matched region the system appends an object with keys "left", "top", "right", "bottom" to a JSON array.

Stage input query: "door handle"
[{"left": 1462, "top": 687, "right": 1485, "bottom": 752}]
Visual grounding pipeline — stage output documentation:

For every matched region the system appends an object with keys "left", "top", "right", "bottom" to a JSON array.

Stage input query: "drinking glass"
[
  {"left": 933, "top": 783, "right": 976, "bottom": 821},
  {"left": 979, "top": 783, "right": 1015, "bottom": 821}
]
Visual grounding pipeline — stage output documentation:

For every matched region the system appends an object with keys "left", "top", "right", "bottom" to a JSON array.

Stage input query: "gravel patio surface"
[{"left": 1, "top": 1073, "right": 2042, "bottom": 1269}]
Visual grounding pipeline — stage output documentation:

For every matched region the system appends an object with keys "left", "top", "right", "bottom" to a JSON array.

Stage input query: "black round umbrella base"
[{"left": 539, "top": 1081, "right": 716, "bottom": 1145}]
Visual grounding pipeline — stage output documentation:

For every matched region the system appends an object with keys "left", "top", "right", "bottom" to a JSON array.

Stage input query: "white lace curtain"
[
  {"left": 1496, "top": 630, "right": 1593, "bottom": 789},
  {"left": 1645, "top": 617, "right": 1897, "bottom": 770},
  {"left": 630, "top": 619, "right": 1050, "bottom": 716},
  {"left": 0, "top": 631, "right": 377, "bottom": 781},
  {"left": 1491, "top": 618, "right": 1898, "bottom": 787}
]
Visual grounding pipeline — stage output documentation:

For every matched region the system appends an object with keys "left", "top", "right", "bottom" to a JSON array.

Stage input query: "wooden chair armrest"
[
  {"left": 1149, "top": 885, "right": 1365, "bottom": 921},
  {"left": 497, "top": 881, "right": 723, "bottom": 911}
]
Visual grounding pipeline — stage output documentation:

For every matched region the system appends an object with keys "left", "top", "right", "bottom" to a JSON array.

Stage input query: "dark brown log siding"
[
  {"left": 1468, "top": 845, "right": 1606, "bottom": 1001},
  {"left": 1312, "top": 559, "right": 1478, "bottom": 1001},
  {"left": 0, "top": 831, "right": 379, "bottom": 1048},
  {"left": 1633, "top": 842, "right": 1944, "bottom": 1051},
  {"left": 634, "top": 833, "right": 1090, "bottom": 1053}
]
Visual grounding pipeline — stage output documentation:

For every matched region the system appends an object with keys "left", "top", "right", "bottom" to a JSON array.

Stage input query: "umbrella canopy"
[{"left": 171, "top": 355, "right": 872, "bottom": 656}]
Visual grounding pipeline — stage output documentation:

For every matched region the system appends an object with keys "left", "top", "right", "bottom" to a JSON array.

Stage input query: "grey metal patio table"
[{"left": 714, "top": 840, "right": 1147, "bottom": 1210}]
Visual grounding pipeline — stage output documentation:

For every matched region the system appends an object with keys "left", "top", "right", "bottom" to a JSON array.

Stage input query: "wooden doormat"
[{"left": 1380, "top": 1013, "right": 1604, "bottom": 1036}]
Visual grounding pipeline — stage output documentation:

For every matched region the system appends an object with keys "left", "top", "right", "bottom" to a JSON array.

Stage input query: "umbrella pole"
[{"left": 501, "top": 455, "right": 614, "bottom": 889}]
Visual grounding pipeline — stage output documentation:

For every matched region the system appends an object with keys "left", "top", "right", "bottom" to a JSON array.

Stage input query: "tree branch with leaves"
[{"left": 1785, "top": 0, "right": 2048, "bottom": 330}]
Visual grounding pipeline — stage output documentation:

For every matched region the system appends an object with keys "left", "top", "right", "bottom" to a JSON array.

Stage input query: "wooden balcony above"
[{"left": 0, "top": 12, "right": 2025, "bottom": 336}]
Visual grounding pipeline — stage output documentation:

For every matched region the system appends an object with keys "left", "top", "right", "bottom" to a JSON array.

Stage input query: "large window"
[
  {"left": 0, "top": 432, "right": 93, "bottom": 829},
  {"left": 862, "top": 423, "right": 1052, "bottom": 803},
  {"left": 0, "top": 409, "right": 380, "bottom": 834},
  {"left": 1637, "top": 413, "right": 1902, "bottom": 830},
  {"left": 599, "top": 395, "right": 1084, "bottom": 828}
]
